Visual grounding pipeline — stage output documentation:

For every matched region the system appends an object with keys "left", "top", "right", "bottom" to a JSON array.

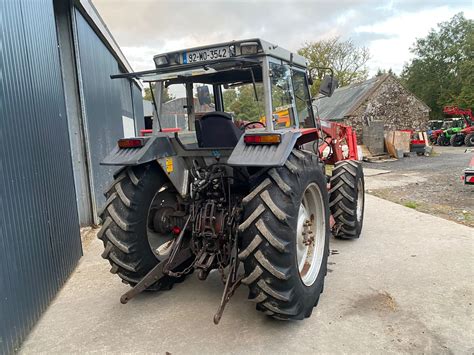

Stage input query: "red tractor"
[
  {"left": 99, "top": 39, "right": 364, "bottom": 323},
  {"left": 442, "top": 106, "right": 473, "bottom": 146}
]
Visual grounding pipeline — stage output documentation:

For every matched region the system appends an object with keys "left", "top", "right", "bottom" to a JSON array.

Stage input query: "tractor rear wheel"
[
  {"left": 239, "top": 149, "right": 330, "bottom": 320},
  {"left": 450, "top": 134, "right": 464, "bottom": 147},
  {"left": 98, "top": 162, "right": 193, "bottom": 291},
  {"left": 465, "top": 133, "right": 474, "bottom": 147},
  {"left": 329, "top": 160, "right": 365, "bottom": 239}
]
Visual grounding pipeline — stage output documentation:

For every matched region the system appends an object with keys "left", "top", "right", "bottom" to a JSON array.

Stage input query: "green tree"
[
  {"left": 376, "top": 68, "right": 395, "bottom": 77},
  {"left": 143, "top": 86, "right": 174, "bottom": 103},
  {"left": 401, "top": 13, "right": 473, "bottom": 118},
  {"left": 223, "top": 84, "right": 264, "bottom": 122},
  {"left": 298, "top": 37, "right": 370, "bottom": 95}
]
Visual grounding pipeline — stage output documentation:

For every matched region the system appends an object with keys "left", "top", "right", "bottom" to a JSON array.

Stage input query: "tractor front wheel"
[
  {"left": 239, "top": 149, "right": 330, "bottom": 320},
  {"left": 329, "top": 160, "right": 365, "bottom": 239},
  {"left": 450, "top": 134, "right": 464, "bottom": 147},
  {"left": 465, "top": 133, "right": 474, "bottom": 147}
]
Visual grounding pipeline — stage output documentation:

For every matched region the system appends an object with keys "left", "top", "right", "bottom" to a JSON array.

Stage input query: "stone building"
[{"left": 314, "top": 74, "right": 430, "bottom": 142}]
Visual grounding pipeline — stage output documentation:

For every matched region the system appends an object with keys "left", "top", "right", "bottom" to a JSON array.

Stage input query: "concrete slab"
[{"left": 20, "top": 195, "right": 473, "bottom": 354}]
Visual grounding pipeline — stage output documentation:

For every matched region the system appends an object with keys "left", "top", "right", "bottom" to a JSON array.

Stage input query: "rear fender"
[
  {"left": 228, "top": 130, "right": 303, "bottom": 167},
  {"left": 101, "top": 135, "right": 175, "bottom": 166},
  {"left": 101, "top": 135, "right": 189, "bottom": 197}
]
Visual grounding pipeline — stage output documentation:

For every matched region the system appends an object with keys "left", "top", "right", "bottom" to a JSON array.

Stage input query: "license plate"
[{"left": 183, "top": 46, "right": 230, "bottom": 64}]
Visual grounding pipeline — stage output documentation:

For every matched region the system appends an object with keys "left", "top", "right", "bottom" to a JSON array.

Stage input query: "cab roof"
[
  {"left": 110, "top": 39, "right": 307, "bottom": 82},
  {"left": 153, "top": 38, "right": 307, "bottom": 68}
]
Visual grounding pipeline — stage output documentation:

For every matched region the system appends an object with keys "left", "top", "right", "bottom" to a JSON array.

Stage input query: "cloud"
[
  {"left": 356, "top": 5, "right": 474, "bottom": 74},
  {"left": 91, "top": 0, "right": 473, "bottom": 75}
]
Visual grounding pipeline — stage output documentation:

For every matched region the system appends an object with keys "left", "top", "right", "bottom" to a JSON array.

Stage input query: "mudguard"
[
  {"left": 101, "top": 135, "right": 175, "bottom": 166},
  {"left": 227, "top": 130, "right": 302, "bottom": 167}
]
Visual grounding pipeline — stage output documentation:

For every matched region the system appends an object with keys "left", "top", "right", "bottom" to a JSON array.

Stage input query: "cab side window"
[{"left": 292, "top": 71, "right": 315, "bottom": 128}]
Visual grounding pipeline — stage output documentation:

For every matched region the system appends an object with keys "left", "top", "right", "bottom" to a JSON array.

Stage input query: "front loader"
[{"left": 99, "top": 39, "right": 365, "bottom": 323}]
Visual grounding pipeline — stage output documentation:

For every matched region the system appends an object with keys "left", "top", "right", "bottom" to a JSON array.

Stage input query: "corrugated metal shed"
[
  {"left": 76, "top": 0, "right": 137, "bottom": 76},
  {"left": 314, "top": 76, "right": 383, "bottom": 121},
  {"left": 74, "top": 8, "right": 138, "bottom": 214},
  {"left": 1, "top": 0, "right": 145, "bottom": 352},
  {"left": 1, "top": 0, "right": 82, "bottom": 353}
]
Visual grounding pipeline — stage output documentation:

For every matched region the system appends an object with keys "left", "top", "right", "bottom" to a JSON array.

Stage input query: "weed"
[{"left": 404, "top": 201, "right": 419, "bottom": 209}]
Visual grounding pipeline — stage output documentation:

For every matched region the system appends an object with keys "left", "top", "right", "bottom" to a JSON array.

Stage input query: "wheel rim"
[
  {"left": 296, "top": 183, "right": 326, "bottom": 286},
  {"left": 356, "top": 179, "right": 364, "bottom": 222},
  {"left": 147, "top": 186, "right": 177, "bottom": 260}
]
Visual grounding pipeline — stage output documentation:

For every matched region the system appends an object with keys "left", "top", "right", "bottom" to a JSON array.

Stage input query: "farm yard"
[
  {"left": 1, "top": 1, "right": 472, "bottom": 354},
  {"left": 363, "top": 146, "right": 474, "bottom": 227}
]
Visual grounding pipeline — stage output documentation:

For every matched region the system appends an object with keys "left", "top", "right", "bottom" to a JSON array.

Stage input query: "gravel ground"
[{"left": 362, "top": 146, "right": 474, "bottom": 227}]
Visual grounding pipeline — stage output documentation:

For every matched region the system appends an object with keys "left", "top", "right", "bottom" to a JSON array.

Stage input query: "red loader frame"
[{"left": 318, "top": 120, "right": 358, "bottom": 164}]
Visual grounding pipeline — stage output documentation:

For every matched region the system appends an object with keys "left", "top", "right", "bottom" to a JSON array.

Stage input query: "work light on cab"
[
  {"left": 239, "top": 41, "right": 259, "bottom": 55},
  {"left": 154, "top": 55, "right": 169, "bottom": 67},
  {"left": 244, "top": 133, "right": 281, "bottom": 145}
]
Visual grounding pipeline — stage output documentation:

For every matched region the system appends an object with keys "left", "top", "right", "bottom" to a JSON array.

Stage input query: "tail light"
[
  {"left": 465, "top": 174, "right": 474, "bottom": 185},
  {"left": 244, "top": 134, "right": 281, "bottom": 145},
  {"left": 118, "top": 138, "right": 146, "bottom": 149}
]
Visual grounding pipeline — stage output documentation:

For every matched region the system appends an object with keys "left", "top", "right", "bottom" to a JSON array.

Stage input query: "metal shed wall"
[
  {"left": 0, "top": 1, "right": 82, "bottom": 353},
  {"left": 74, "top": 9, "right": 142, "bottom": 214}
]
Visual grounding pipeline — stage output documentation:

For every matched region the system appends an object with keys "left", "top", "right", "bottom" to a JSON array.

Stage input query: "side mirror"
[
  {"left": 197, "top": 85, "right": 211, "bottom": 105},
  {"left": 319, "top": 75, "right": 338, "bottom": 97}
]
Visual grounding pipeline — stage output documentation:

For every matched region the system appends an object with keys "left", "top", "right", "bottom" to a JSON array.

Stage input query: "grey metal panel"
[
  {"left": 228, "top": 131, "right": 301, "bottom": 167},
  {"left": 74, "top": 9, "right": 128, "bottom": 213},
  {"left": 101, "top": 136, "right": 175, "bottom": 166},
  {"left": 314, "top": 76, "right": 379, "bottom": 121},
  {"left": 133, "top": 86, "right": 145, "bottom": 132},
  {"left": 55, "top": 0, "right": 93, "bottom": 226},
  {"left": 75, "top": 0, "right": 139, "bottom": 78},
  {"left": 119, "top": 77, "right": 134, "bottom": 118},
  {"left": 143, "top": 99, "right": 153, "bottom": 117},
  {"left": 0, "top": 0, "right": 82, "bottom": 353}
]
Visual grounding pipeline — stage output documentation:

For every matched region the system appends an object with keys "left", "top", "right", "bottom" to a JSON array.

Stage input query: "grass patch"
[
  {"left": 462, "top": 211, "right": 472, "bottom": 221},
  {"left": 404, "top": 201, "right": 420, "bottom": 209}
]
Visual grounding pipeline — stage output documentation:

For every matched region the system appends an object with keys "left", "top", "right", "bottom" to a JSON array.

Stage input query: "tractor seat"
[{"left": 195, "top": 112, "right": 243, "bottom": 148}]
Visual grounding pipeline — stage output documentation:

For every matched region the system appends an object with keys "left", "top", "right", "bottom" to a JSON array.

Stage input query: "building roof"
[
  {"left": 313, "top": 75, "right": 388, "bottom": 121},
  {"left": 75, "top": 0, "right": 142, "bottom": 89}
]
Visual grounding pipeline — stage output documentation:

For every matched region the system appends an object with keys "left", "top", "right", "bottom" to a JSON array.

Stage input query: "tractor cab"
[{"left": 112, "top": 39, "right": 335, "bottom": 150}]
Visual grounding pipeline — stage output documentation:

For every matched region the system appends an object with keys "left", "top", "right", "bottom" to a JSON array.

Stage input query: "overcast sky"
[{"left": 92, "top": 0, "right": 473, "bottom": 76}]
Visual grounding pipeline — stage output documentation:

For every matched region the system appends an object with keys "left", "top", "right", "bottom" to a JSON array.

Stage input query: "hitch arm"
[
  {"left": 120, "top": 215, "right": 192, "bottom": 304},
  {"left": 120, "top": 259, "right": 168, "bottom": 304},
  {"left": 213, "top": 236, "right": 243, "bottom": 325}
]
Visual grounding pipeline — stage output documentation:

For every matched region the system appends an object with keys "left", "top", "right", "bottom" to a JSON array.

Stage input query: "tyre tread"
[
  {"left": 329, "top": 161, "right": 364, "bottom": 239},
  {"left": 240, "top": 149, "right": 329, "bottom": 320}
]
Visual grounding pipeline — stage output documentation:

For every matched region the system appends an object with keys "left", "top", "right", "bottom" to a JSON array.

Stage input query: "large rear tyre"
[
  {"left": 437, "top": 135, "right": 449, "bottom": 146},
  {"left": 329, "top": 160, "right": 365, "bottom": 239},
  {"left": 450, "top": 134, "right": 464, "bottom": 147},
  {"left": 239, "top": 150, "right": 330, "bottom": 320},
  {"left": 465, "top": 133, "right": 474, "bottom": 147},
  {"left": 98, "top": 162, "right": 193, "bottom": 291}
]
